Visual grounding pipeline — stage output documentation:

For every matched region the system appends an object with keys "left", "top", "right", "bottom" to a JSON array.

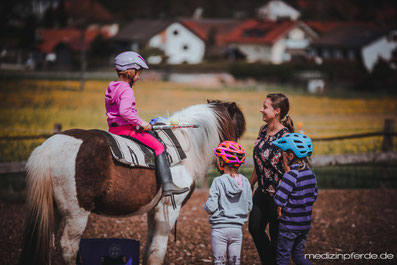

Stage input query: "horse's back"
[{"left": 57, "top": 129, "right": 160, "bottom": 216}]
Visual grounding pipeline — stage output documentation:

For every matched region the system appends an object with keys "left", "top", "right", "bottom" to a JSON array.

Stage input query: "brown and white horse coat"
[{"left": 20, "top": 100, "right": 246, "bottom": 265}]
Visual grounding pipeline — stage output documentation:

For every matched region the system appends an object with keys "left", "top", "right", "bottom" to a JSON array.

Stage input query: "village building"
[
  {"left": 307, "top": 24, "right": 397, "bottom": 71},
  {"left": 114, "top": 18, "right": 241, "bottom": 64},
  {"left": 224, "top": 19, "right": 318, "bottom": 64},
  {"left": 257, "top": 0, "right": 301, "bottom": 21},
  {"left": 31, "top": 0, "right": 117, "bottom": 69},
  {"left": 113, "top": 19, "right": 175, "bottom": 64},
  {"left": 36, "top": 25, "right": 118, "bottom": 68}
]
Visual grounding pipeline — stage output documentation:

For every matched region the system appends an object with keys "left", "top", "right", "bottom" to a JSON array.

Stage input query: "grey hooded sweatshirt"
[{"left": 204, "top": 174, "right": 253, "bottom": 228}]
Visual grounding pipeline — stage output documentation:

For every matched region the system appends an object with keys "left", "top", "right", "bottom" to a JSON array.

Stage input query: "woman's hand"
[{"left": 277, "top": 206, "right": 282, "bottom": 219}]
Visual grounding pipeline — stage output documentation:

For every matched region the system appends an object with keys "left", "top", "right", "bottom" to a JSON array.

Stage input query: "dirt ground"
[{"left": 1, "top": 189, "right": 397, "bottom": 265}]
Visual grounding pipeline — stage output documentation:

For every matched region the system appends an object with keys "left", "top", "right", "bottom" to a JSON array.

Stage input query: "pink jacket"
[{"left": 105, "top": 81, "right": 143, "bottom": 127}]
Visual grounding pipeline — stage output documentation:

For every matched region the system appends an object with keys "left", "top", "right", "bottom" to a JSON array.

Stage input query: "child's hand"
[
  {"left": 140, "top": 121, "right": 152, "bottom": 131},
  {"left": 277, "top": 206, "right": 282, "bottom": 219}
]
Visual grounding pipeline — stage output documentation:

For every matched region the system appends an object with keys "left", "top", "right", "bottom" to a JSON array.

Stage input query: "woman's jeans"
[
  {"left": 277, "top": 229, "right": 312, "bottom": 265},
  {"left": 249, "top": 190, "right": 279, "bottom": 265},
  {"left": 211, "top": 226, "right": 242, "bottom": 265}
]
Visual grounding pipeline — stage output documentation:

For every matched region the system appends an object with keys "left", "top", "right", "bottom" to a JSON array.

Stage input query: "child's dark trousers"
[{"left": 277, "top": 229, "right": 312, "bottom": 265}]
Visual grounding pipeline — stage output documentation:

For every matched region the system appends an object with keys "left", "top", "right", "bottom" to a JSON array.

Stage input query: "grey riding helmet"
[{"left": 114, "top": 51, "right": 149, "bottom": 71}]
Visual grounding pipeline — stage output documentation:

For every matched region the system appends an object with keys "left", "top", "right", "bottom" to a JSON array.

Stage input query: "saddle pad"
[{"left": 92, "top": 129, "right": 186, "bottom": 169}]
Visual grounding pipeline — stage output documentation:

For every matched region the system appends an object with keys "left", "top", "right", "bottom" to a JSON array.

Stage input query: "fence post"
[
  {"left": 382, "top": 119, "right": 395, "bottom": 152},
  {"left": 53, "top": 123, "right": 62, "bottom": 134}
]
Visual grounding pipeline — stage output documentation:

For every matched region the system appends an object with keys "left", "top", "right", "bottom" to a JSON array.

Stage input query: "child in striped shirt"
[{"left": 273, "top": 133, "right": 318, "bottom": 265}]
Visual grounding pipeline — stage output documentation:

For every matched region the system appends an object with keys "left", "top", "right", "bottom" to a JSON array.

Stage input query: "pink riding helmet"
[
  {"left": 214, "top": 141, "right": 246, "bottom": 167},
  {"left": 114, "top": 51, "right": 149, "bottom": 71}
]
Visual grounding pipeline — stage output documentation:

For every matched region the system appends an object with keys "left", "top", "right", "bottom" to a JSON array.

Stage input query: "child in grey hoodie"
[{"left": 204, "top": 141, "right": 253, "bottom": 265}]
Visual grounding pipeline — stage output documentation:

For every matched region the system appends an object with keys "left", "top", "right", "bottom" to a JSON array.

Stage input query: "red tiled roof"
[
  {"left": 304, "top": 21, "right": 376, "bottom": 34},
  {"left": 224, "top": 19, "right": 297, "bottom": 44},
  {"left": 37, "top": 28, "right": 106, "bottom": 53},
  {"left": 179, "top": 19, "right": 241, "bottom": 46}
]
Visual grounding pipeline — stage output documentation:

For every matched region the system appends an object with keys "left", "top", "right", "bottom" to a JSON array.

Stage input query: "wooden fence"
[
  {"left": 311, "top": 119, "right": 396, "bottom": 153},
  {"left": 0, "top": 120, "right": 396, "bottom": 173}
]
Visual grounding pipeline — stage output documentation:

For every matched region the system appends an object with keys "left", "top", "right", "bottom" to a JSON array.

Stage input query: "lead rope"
[
  {"left": 174, "top": 219, "right": 177, "bottom": 242},
  {"left": 170, "top": 194, "right": 176, "bottom": 210}
]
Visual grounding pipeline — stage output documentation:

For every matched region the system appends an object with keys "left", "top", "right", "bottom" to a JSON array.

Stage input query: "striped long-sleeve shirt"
[{"left": 274, "top": 164, "right": 318, "bottom": 231}]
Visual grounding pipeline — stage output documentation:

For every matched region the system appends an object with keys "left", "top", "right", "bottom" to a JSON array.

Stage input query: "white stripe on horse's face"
[{"left": 46, "top": 134, "right": 90, "bottom": 217}]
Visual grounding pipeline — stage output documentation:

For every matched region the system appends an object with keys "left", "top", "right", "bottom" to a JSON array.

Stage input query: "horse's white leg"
[
  {"left": 143, "top": 164, "right": 193, "bottom": 264},
  {"left": 143, "top": 200, "right": 181, "bottom": 265},
  {"left": 60, "top": 212, "right": 90, "bottom": 264}
]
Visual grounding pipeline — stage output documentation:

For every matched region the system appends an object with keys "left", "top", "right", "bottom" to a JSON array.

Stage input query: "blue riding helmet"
[{"left": 273, "top": 133, "right": 313, "bottom": 158}]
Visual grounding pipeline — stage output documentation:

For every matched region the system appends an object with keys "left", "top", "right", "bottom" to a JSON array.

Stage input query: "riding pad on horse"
[{"left": 92, "top": 129, "right": 186, "bottom": 169}]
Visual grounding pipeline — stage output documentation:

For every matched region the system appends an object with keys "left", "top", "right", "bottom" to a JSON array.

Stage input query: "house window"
[
  {"left": 173, "top": 30, "right": 179, "bottom": 36},
  {"left": 243, "top": 29, "right": 269, "bottom": 38},
  {"left": 334, "top": 49, "right": 343, "bottom": 59},
  {"left": 183, "top": 44, "right": 189, "bottom": 51},
  {"left": 308, "top": 48, "right": 317, "bottom": 57},
  {"left": 322, "top": 49, "right": 330, "bottom": 59},
  {"left": 347, "top": 50, "right": 355, "bottom": 60}
]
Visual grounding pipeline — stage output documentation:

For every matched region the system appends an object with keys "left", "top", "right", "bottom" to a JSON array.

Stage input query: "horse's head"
[{"left": 207, "top": 99, "right": 246, "bottom": 142}]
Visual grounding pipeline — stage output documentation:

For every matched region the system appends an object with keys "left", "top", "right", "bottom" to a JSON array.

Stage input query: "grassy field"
[{"left": 1, "top": 78, "right": 397, "bottom": 162}]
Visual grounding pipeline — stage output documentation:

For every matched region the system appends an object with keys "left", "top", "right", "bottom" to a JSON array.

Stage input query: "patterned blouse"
[{"left": 253, "top": 125, "right": 290, "bottom": 196}]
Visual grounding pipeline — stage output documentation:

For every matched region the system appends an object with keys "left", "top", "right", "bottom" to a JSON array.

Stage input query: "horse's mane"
[
  {"left": 170, "top": 104, "right": 222, "bottom": 180},
  {"left": 170, "top": 101, "right": 244, "bottom": 181}
]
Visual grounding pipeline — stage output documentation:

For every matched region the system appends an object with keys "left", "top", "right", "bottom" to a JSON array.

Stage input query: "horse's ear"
[
  {"left": 227, "top": 102, "right": 237, "bottom": 118},
  {"left": 207, "top": 99, "right": 220, "bottom": 104}
]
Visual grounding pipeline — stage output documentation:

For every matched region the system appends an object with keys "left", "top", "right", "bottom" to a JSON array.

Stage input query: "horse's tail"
[{"left": 20, "top": 143, "right": 54, "bottom": 265}]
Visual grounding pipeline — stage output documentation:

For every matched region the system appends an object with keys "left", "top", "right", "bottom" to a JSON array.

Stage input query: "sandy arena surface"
[{"left": 1, "top": 189, "right": 397, "bottom": 264}]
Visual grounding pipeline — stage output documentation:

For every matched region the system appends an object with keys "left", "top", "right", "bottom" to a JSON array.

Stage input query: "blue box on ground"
[{"left": 77, "top": 238, "right": 140, "bottom": 265}]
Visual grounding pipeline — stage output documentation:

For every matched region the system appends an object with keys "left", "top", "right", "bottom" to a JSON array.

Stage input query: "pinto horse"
[{"left": 20, "top": 100, "right": 246, "bottom": 265}]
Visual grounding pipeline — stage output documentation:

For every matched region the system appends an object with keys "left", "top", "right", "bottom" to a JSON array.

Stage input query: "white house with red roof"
[
  {"left": 147, "top": 19, "right": 241, "bottom": 64},
  {"left": 115, "top": 18, "right": 242, "bottom": 64},
  {"left": 225, "top": 19, "right": 318, "bottom": 64},
  {"left": 115, "top": 17, "right": 319, "bottom": 65},
  {"left": 257, "top": 0, "right": 301, "bottom": 21},
  {"left": 147, "top": 20, "right": 205, "bottom": 64}
]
